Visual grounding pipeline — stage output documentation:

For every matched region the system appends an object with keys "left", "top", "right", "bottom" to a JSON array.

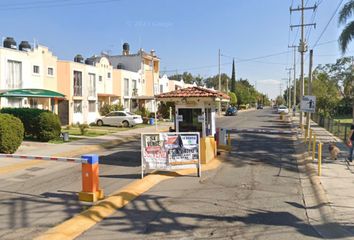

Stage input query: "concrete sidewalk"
[
  {"left": 14, "top": 122, "right": 172, "bottom": 157},
  {"left": 292, "top": 114, "right": 354, "bottom": 238}
]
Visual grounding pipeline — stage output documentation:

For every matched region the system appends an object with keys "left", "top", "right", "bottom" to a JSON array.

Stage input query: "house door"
[{"left": 58, "top": 100, "right": 69, "bottom": 125}]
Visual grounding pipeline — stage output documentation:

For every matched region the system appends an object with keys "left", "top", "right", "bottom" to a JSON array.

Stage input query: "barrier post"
[
  {"left": 312, "top": 134, "right": 316, "bottom": 161},
  {"left": 304, "top": 126, "right": 308, "bottom": 143},
  {"left": 227, "top": 131, "right": 231, "bottom": 147},
  {"left": 308, "top": 129, "right": 313, "bottom": 152},
  {"left": 79, "top": 154, "right": 104, "bottom": 202},
  {"left": 318, "top": 143, "right": 322, "bottom": 176}
]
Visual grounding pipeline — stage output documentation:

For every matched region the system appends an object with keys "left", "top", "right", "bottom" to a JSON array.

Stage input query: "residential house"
[{"left": 0, "top": 37, "right": 63, "bottom": 113}]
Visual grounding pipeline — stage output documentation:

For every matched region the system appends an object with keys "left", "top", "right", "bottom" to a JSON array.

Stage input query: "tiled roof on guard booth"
[{"left": 155, "top": 86, "right": 230, "bottom": 99}]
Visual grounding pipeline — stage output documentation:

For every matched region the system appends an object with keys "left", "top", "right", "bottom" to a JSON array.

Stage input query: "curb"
[
  {"left": 34, "top": 157, "right": 223, "bottom": 240},
  {"left": 292, "top": 120, "right": 353, "bottom": 238}
]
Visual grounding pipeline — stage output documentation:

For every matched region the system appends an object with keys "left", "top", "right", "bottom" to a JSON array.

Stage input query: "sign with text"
[
  {"left": 300, "top": 95, "right": 316, "bottom": 113},
  {"left": 141, "top": 132, "right": 201, "bottom": 178}
]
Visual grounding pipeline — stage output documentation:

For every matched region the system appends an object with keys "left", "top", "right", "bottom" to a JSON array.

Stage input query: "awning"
[{"left": 0, "top": 89, "right": 65, "bottom": 98}]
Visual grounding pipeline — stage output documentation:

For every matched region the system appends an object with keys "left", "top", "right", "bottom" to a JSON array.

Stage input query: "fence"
[{"left": 311, "top": 113, "right": 352, "bottom": 141}]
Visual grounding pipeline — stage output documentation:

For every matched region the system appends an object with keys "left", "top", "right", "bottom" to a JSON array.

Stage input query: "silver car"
[{"left": 96, "top": 111, "right": 143, "bottom": 127}]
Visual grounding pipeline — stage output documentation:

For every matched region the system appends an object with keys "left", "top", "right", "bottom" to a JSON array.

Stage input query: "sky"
[{"left": 0, "top": 0, "right": 351, "bottom": 99}]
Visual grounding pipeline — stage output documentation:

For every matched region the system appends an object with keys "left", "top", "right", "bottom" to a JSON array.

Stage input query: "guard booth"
[{"left": 156, "top": 86, "right": 230, "bottom": 164}]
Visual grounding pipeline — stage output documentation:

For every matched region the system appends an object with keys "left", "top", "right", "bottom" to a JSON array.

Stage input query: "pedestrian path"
[{"left": 292, "top": 114, "right": 354, "bottom": 236}]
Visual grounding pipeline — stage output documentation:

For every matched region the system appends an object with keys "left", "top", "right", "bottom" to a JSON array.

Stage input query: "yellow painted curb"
[{"left": 35, "top": 157, "right": 222, "bottom": 240}]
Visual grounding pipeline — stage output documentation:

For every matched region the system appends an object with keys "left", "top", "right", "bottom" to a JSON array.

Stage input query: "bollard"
[
  {"left": 79, "top": 154, "right": 104, "bottom": 202},
  {"left": 304, "top": 126, "right": 308, "bottom": 143},
  {"left": 318, "top": 143, "right": 322, "bottom": 176},
  {"left": 308, "top": 129, "right": 313, "bottom": 152},
  {"left": 227, "top": 132, "right": 231, "bottom": 147},
  {"left": 312, "top": 134, "right": 316, "bottom": 161}
]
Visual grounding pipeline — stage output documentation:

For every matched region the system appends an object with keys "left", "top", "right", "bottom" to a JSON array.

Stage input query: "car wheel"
[
  {"left": 122, "top": 120, "right": 129, "bottom": 128},
  {"left": 97, "top": 120, "right": 103, "bottom": 126}
]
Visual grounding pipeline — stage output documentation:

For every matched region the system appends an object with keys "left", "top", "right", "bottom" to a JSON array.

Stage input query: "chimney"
[
  {"left": 150, "top": 49, "right": 156, "bottom": 57},
  {"left": 122, "top": 42, "right": 130, "bottom": 55}
]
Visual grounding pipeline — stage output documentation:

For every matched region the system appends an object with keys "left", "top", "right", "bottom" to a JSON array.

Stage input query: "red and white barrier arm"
[{"left": 0, "top": 154, "right": 87, "bottom": 164}]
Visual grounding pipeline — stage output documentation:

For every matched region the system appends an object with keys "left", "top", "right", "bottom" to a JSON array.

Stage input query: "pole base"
[{"left": 79, "top": 189, "right": 104, "bottom": 202}]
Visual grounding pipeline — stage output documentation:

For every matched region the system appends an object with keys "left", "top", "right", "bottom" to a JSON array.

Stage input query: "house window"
[
  {"left": 88, "top": 101, "right": 96, "bottom": 112},
  {"left": 48, "top": 67, "right": 54, "bottom": 76},
  {"left": 73, "top": 71, "right": 82, "bottom": 96},
  {"left": 7, "top": 98, "right": 22, "bottom": 107},
  {"left": 124, "top": 78, "right": 129, "bottom": 96},
  {"left": 88, "top": 73, "right": 96, "bottom": 97},
  {"left": 33, "top": 65, "right": 40, "bottom": 74},
  {"left": 99, "top": 76, "right": 102, "bottom": 82},
  {"left": 132, "top": 79, "right": 137, "bottom": 95},
  {"left": 107, "top": 72, "right": 111, "bottom": 78},
  {"left": 160, "top": 84, "right": 163, "bottom": 93},
  {"left": 74, "top": 100, "right": 82, "bottom": 113},
  {"left": 7, "top": 60, "right": 22, "bottom": 89},
  {"left": 29, "top": 98, "right": 38, "bottom": 108}
]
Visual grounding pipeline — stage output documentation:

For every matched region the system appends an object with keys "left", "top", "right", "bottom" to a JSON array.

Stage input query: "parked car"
[
  {"left": 277, "top": 105, "right": 289, "bottom": 114},
  {"left": 257, "top": 104, "right": 263, "bottom": 109},
  {"left": 225, "top": 106, "right": 238, "bottom": 116},
  {"left": 96, "top": 111, "right": 143, "bottom": 127}
]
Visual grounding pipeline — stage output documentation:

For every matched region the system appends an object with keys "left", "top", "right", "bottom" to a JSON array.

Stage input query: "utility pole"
[
  {"left": 290, "top": 0, "right": 316, "bottom": 128},
  {"left": 305, "top": 49, "right": 313, "bottom": 136},
  {"left": 218, "top": 49, "right": 221, "bottom": 116},
  {"left": 286, "top": 67, "right": 293, "bottom": 109},
  {"left": 288, "top": 45, "right": 297, "bottom": 113}
]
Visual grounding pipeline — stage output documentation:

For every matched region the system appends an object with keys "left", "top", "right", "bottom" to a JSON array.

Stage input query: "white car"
[
  {"left": 277, "top": 105, "right": 289, "bottom": 114},
  {"left": 96, "top": 111, "right": 143, "bottom": 127}
]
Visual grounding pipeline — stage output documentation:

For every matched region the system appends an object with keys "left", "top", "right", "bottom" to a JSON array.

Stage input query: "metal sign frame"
[{"left": 141, "top": 132, "right": 201, "bottom": 178}]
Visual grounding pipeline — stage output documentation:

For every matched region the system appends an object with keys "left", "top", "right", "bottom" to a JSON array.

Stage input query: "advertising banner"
[{"left": 141, "top": 132, "right": 201, "bottom": 178}]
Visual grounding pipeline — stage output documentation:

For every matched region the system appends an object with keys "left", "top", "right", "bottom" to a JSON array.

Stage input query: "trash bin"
[
  {"left": 149, "top": 118, "right": 155, "bottom": 125},
  {"left": 62, "top": 132, "right": 69, "bottom": 142}
]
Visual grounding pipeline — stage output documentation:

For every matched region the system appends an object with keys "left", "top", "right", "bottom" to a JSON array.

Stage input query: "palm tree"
[
  {"left": 339, "top": 1, "right": 354, "bottom": 123},
  {"left": 339, "top": 1, "right": 354, "bottom": 54}
]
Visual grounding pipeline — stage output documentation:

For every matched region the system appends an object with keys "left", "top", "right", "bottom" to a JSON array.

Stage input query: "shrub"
[
  {"left": 37, "top": 112, "right": 61, "bottom": 142},
  {"left": 79, "top": 123, "right": 89, "bottom": 135},
  {"left": 0, "top": 108, "right": 62, "bottom": 142},
  {"left": 0, "top": 114, "right": 24, "bottom": 153},
  {"left": 99, "top": 103, "right": 124, "bottom": 116},
  {"left": 0, "top": 108, "right": 47, "bottom": 137}
]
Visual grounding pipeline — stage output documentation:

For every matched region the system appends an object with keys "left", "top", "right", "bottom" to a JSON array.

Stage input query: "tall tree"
[
  {"left": 339, "top": 1, "right": 354, "bottom": 53},
  {"left": 230, "top": 59, "right": 236, "bottom": 93},
  {"left": 338, "top": 1, "right": 354, "bottom": 122}
]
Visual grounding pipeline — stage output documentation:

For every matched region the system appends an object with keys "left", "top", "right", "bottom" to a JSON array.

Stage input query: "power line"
[{"left": 312, "top": 0, "right": 345, "bottom": 48}]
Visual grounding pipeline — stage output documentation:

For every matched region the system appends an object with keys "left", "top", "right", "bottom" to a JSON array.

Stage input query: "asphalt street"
[{"left": 77, "top": 108, "right": 321, "bottom": 239}]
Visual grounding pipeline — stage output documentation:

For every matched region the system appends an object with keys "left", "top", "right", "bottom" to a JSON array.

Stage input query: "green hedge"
[
  {"left": 37, "top": 112, "right": 61, "bottom": 141},
  {"left": 0, "top": 114, "right": 24, "bottom": 153},
  {"left": 0, "top": 108, "right": 61, "bottom": 142}
]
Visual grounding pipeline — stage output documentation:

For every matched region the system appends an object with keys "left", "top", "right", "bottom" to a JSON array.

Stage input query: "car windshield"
[
  {"left": 279, "top": 106, "right": 286, "bottom": 109},
  {"left": 125, "top": 112, "right": 134, "bottom": 115}
]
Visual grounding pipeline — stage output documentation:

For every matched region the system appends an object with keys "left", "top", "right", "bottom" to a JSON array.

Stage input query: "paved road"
[
  {"left": 78, "top": 108, "right": 320, "bottom": 239},
  {"left": 0, "top": 141, "right": 144, "bottom": 240}
]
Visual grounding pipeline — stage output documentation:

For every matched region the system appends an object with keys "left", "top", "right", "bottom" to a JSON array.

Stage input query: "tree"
[
  {"left": 339, "top": 1, "right": 354, "bottom": 53},
  {"left": 230, "top": 59, "right": 236, "bottom": 93},
  {"left": 204, "top": 73, "right": 230, "bottom": 91},
  {"left": 315, "top": 57, "right": 353, "bottom": 121},
  {"left": 168, "top": 72, "right": 204, "bottom": 85},
  {"left": 275, "top": 96, "right": 285, "bottom": 106},
  {"left": 228, "top": 92, "right": 237, "bottom": 106}
]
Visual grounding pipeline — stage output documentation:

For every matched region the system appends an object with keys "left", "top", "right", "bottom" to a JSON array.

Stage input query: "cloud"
[{"left": 258, "top": 79, "right": 281, "bottom": 85}]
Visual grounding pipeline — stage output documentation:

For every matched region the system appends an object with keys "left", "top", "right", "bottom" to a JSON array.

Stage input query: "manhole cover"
[
  {"left": 26, "top": 167, "right": 45, "bottom": 172},
  {"left": 15, "top": 174, "right": 35, "bottom": 179}
]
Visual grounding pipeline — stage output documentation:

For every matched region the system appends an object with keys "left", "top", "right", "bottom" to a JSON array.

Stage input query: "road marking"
[{"left": 35, "top": 158, "right": 222, "bottom": 240}]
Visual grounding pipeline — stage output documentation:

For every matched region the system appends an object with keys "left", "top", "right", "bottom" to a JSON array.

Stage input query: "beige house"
[{"left": 0, "top": 38, "right": 63, "bottom": 113}]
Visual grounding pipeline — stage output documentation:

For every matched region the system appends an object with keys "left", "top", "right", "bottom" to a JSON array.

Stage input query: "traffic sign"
[{"left": 300, "top": 95, "right": 316, "bottom": 113}]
